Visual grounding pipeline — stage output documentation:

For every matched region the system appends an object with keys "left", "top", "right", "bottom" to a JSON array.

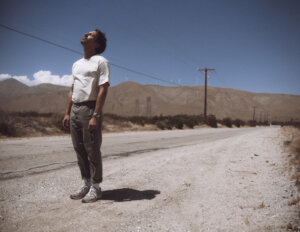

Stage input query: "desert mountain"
[
  {"left": 0, "top": 79, "right": 299, "bottom": 121},
  {"left": 0, "top": 78, "right": 29, "bottom": 96}
]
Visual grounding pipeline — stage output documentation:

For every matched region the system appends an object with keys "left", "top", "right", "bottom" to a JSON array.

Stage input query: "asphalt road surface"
[{"left": 0, "top": 127, "right": 255, "bottom": 180}]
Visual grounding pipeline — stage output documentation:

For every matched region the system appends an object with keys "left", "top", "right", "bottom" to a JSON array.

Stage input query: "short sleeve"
[
  {"left": 72, "top": 62, "right": 76, "bottom": 85},
  {"left": 98, "top": 61, "right": 110, "bottom": 86}
]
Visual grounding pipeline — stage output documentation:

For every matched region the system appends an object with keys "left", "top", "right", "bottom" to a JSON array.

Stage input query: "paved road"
[
  {"left": 1, "top": 126, "right": 298, "bottom": 232},
  {"left": 0, "top": 127, "right": 259, "bottom": 179}
]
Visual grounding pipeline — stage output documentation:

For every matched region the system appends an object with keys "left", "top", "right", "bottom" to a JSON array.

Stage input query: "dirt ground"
[{"left": 0, "top": 127, "right": 299, "bottom": 232}]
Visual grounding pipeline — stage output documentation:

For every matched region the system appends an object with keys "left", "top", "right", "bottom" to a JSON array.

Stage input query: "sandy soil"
[{"left": 0, "top": 127, "right": 299, "bottom": 232}]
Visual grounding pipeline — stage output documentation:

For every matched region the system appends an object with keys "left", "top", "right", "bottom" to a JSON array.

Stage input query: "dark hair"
[{"left": 94, "top": 29, "right": 107, "bottom": 54}]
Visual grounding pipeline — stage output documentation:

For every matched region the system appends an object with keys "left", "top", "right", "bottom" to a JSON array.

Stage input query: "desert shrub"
[
  {"left": 184, "top": 115, "right": 200, "bottom": 128},
  {"left": 248, "top": 120, "right": 257, "bottom": 127},
  {"left": 155, "top": 121, "right": 166, "bottom": 130},
  {"left": 105, "top": 113, "right": 126, "bottom": 122},
  {"left": 280, "top": 120, "right": 300, "bottom": 128},
  {"left": 0, "top": 122, "right": 17, "bottom": 137},
  {"left": 197, "top": 114, "right": 205, "bottom": 124},
  {"left": 206, "top": 114, "right": 217, "bottom": 128},
  {"left": 11, "top": 111, "right": 51, "bottom": 117},
  {"left": 149, "top": 115, "right": 164, "bottom": 125},
  {"left": 162, "top": 118, "right": 173, "bottom": 130},
  {"left": 271, "top": 121, "right": 282, "bottom": 126},
  {"left": 222, "top": 117, "right": 232, "bottom": 128},
  {"left": 0, "top": 111, "right": 7, "bottom": 121},
  {"left": 50, "top": 113, "right": 66, "bottom": 132},
  {"left": 169, "top": 116, "right": 185, "bottom": 129},
  {"left": 233, "top": 119, "right": 245, "bottom": 128},
  {"left": 185, "top": 119, "right": 195, "bottom": 128},
  {"left": 0, "top": 111, "right": 17, "bottom": 136},
  {"left": 174, "top": 120, "right": 183, "bottom": 129},
  {"left": 124, "top": 114, "right": 203, "bottom": 130},
  {"left": 130, "top": 116, "right": 146, "bottom": 126},
  {"left": 240, "top": 119, "right": 246, "bottom": 127}
]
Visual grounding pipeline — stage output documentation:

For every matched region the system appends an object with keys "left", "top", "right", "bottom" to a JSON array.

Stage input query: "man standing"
[{"left": 62, "top": 29, "right": 110, "bottom": 203}]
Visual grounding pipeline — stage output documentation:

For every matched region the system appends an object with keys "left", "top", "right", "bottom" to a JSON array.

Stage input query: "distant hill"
[
  {"left": 0, "top": 79, "right": 299, "bottom": 121},
  {"left": 0, "top": 78, "right": 29, "bottom": 96},
  {"left": 0, "top": 79, "right": 69, "bottom": 113}
]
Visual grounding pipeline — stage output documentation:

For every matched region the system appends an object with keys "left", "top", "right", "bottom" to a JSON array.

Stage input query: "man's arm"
[
  {"left": 88, "top": 82, "right": 109, "bottom": 130},
  {"left": 62, "top": 85, "right": 74, "bottom": 129}
]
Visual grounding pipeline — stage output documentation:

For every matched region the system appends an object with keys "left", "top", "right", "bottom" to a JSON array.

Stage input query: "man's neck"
[{"left": 83, "top": 47, "right": 97, "bottom": 59}]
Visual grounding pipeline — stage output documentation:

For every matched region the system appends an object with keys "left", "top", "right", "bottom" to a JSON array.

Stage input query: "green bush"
[{"left": 206, "top": 114, "right": 217, "bottom": 128}]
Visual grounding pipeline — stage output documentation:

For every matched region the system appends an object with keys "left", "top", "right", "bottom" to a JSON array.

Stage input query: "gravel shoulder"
[{"left": 0, "top": 127, "right": 299, "bottom": 232}]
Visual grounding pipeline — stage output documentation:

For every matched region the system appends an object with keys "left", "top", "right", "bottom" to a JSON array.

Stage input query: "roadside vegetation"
[
  {"left": 1, "top": 110, "right": 298, "bottom": 138},
  {"left": 282, "top": 124, "right": 300, "bottom": 229},
  {"left": 283, "top": 125, "right": 300, "bottom": 190},
  {"left": 0, "top": 111, "right": 65, "bottom": 137}
]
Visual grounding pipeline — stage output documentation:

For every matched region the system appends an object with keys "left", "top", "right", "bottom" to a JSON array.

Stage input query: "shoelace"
[
  {"left": 76, "top": 185, "right": 89, "bottom": 193},
  {"left": 86, "top": 187, "right": 97, "bottom": 197}
]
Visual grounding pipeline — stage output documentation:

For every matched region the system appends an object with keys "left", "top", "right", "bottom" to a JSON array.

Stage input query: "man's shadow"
[{"left": 101, "top": 188, "right": 160, "bottom": 202}]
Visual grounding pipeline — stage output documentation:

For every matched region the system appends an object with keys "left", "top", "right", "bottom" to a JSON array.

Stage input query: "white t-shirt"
[{"left": 72, "top": 55, "right": 110, "bottom": 103}]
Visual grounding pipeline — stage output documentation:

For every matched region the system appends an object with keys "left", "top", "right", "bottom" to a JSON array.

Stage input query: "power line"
[
  {"left": 0, "top": 23, "right": 82, "bottom": 55},
  {"left": 213, "top": 70, "right": 230, "bottom": 88},
  {"left": 0, "top": 23, "right": 179, "bottom": 86},
  {"left": 110, "top": 63, "right": 178, "bottom": 85}
]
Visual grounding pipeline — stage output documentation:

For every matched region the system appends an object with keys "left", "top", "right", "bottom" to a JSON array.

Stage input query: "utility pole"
[
  {"left": 252, "top": 106, "right": 256, "bottom": 121},
  {"left": 259, "top": 111, "right": 263, "bottom": 123},
  {"left": 264, "top": 112, "right": 267, "bottom": 122},
  {"left": 135, "top": 99, "right": 140, "bottom": 116},
  {"left": 198, "top": 67, "right": 215, "bottom": 121},
  {"left": 146, "top": 96, "right": 151, "bottom": 117}
]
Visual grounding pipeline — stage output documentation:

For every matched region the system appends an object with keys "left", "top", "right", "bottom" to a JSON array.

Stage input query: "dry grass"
[
  {"left": 282, "top": 126, "right": 300, "bottom": 188},
  {"left": 0, "top": 111, "right": 252, "bottom": 138},
  {"left": 280, "top": 126, "right": 300, "bottom": 231},
  {"left": 0, "top": 111, "right": 65, "bottom": 137}
]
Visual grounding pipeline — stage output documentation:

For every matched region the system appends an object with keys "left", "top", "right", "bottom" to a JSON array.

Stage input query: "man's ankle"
[
  {"left": 92, "top": 183, "right": 100, "bottom": 190},
  {"left": 83, "top": 179, "right": 91, "bottom": 186}
]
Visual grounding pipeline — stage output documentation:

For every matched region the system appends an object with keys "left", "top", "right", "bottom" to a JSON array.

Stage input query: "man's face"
[{"left": 81, "top": 30, "right": 99, "bottom": 47}]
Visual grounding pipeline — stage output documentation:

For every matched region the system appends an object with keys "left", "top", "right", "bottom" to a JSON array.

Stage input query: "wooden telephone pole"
[
  {"left": 252, "top": 106, "right": 256, "bottom": 121},
  {"left": 198, "top": 68, "right": 215, "bottom": 121}
]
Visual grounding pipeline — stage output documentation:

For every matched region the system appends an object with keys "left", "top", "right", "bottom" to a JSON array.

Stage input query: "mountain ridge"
[{"left": 0, "top": 79, "right": 299, "bottom": 121}]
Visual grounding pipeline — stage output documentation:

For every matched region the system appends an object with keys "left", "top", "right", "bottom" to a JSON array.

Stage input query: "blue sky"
[{"left": 0, "top": 0, "right": 299, "bottom": 95}]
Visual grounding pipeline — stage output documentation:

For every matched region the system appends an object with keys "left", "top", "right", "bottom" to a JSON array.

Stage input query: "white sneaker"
[
  {"left": 70, "top": 184, "right": 90, "bottom": 200},
  {"left": 82, "top": 186, "right": 102, "bottom": 203}
]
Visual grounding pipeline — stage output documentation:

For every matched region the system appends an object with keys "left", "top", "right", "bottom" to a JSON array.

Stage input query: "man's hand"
[
  {"left": 62, "top": 114, "right": 70, "bottom": 129},
  {"left": 88, "top": 117, "right": 98, "bottom": 130},
  {"left": 62, "top": 85, "right": 73, "bottom": 130}
]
